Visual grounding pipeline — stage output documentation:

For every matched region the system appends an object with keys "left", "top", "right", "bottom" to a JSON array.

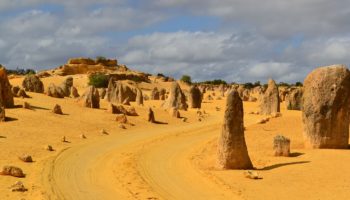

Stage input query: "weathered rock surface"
[
  {"left": 98, "top": 88, "right": 106, "bottom": 99},
  {"left": 162, "top": 82, "right": 188, "bottom": 110},
  {"left": 260, "top": 79, "right": 280, "bottom": 115},
  {"left": 0, "top": 106, "right": 5, "bottom": 122},
  {"left": 159, "top": 88, "right": 166, "bottom": 100},
  {"left": 70, "top": 86, "right": 80, "bottom": 98},
  {"left": 151, "top": 87, "right": 160, "bottom": 100},
  {"left": 116, "top": 114, "right": 128, "bottom": 124},
  {"left": 60, "top": 76, "right": 73, "bottom": 97},
  {"left": 106, "top": 79, "right": 137, "bottom": 104},
  {"left": 302, "top": 65, "right": 350, "bottom": 148},
  {"left": 0, "top": 166, "right": 25, "bottom": 177},
  {"left": 11, "top": 86, "right": 20, "bottom": 96},
  {"left": 0, "top": 68, "right": 14, "bottom": 108},
  {"left": 10, "top": 181, "right": 27, "bottom": 192},
  {"left": 22, "top": 74, "right": 44, "bottom": 93},
  {"left": 169, "top": 107, "right": 181, "bottom": 118},
  {"left": 273, "top": 135, "right": 290, "bottom": 156},
  {"left": 17, "top": 89, "right": 29, "bottom": 98},
  {"left": 136, "top": 88, "right": 143, "bottom": 106},
  {"left": 148, "top": 108, "right": 155, "bottom": 123},
  {"left": 217, "top": 90, "right": 253, "bottom": 169},
  {"left": 78, "top": 86, "right": 100, "bottom": 108},
  {"left": 189, "top": 85, "right": 202, "bottom": 109},
  {"left": 286, "top": 88, "right": 303, "bottom": 110},
  {"left": 47, "top": 83, "right": 65, "bottom": 98},
  {"left": 52, "top": 104, "right": 63, "bottom": 114},
  {"left": 18, "top": 155, "right": 33, "bottom": 162}
]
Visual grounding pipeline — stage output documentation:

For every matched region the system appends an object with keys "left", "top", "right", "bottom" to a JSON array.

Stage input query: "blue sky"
[{"left": 0, "top": 0, "right": 349, "bottom": 83}]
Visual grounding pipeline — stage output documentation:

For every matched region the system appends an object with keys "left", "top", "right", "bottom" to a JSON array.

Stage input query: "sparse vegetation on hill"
[
  {"left": 180, "top": 75, "right": 192, "bottom": 84},
  {"left": 6, "top": 68, "right": 36, "bottom": 75},
  {"left": 295, "top": 81, "right": 303, "bottom": 86},
  {"left": 88, "top": 73, "right": 109, "bottom": 88},
  {"left": 96, "top": 56, "right": 107, "bottom": 62},
  {"left": 199, "top": 79, "right": 227, "bottom": 85},
  {"left": 243, "top": 81, "right": 261, "bottom": 89}
]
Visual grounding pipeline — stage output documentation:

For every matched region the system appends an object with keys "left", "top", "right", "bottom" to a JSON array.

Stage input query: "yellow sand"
[{"left": 0, "top": 75, "right": 349, "bottom": 200}]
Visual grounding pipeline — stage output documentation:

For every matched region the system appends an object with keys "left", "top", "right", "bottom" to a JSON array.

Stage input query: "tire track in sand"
[{"left": 42, "top": 116, "right": 248, "bottom": 200}]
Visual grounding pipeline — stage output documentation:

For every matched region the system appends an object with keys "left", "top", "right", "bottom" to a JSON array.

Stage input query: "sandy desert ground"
[{"left": 0, "top": 75, "right": 350, "bottom": 200}]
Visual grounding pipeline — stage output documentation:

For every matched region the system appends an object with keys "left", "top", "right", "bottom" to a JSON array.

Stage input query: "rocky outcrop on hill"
[{"left": 43, "top": 57, "right": 150, "bottom": 82}]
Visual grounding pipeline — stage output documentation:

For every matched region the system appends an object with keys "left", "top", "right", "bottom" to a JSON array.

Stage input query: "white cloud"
[
  {"left": 149, "top": 0, "right": 350, "bottom": 38},
  {"left": 0, "top": 1, "right": 349, "bottom": 84},
  {"left": 120, "top": 31, "right": 307, "bottom": 82},
  {"left": 247, "top": 62, "right": 293, "bottom": 79}
]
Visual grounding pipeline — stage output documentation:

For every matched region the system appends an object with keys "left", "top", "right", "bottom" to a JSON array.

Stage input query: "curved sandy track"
[
  {"left": 136, "top": 124, "right": 237, "bottom": 200},
  {"left": 42, "top": 116, "right": 246, "bottom": 200},
  {"left": 135, "top": 115, "right": 260, "bottom": 200}
]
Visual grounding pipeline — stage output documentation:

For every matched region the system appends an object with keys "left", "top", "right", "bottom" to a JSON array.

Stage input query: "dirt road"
[{"left": 41, "top": 114, "right": 243, "bottom": 200}]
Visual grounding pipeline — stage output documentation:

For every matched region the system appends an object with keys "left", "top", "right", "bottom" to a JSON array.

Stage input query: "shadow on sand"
[
  {"left": 5, "top": 117, "right": 18, "bottom": 122},
  {"left": 260, "top": 161, "right": 310, "bottom": 171},
  {"left": 289, "top": 152, "right": 305, "bottom": 157},
  {"left": 30, "top": 106, "right": 50, "bottom": 111},
  {"left": 153, "top": 120, "right": 168, "bottom": 125}
]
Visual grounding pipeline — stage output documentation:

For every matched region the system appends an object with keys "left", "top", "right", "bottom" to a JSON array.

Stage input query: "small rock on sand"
[
  {"left": 18, "top": 155, "right": 33, "bottom": 162},
  {"left": 9, "top": 181, "right": 27, "bottom": 192},
  {"left": 45, "top": 145, "right": 54, "bottom": 151},
  {"left": 0, "top": 166, "right": 25, "bottom": 178},
  {"left": 244, "top": 170, "right": 262, "bottom": 179}
]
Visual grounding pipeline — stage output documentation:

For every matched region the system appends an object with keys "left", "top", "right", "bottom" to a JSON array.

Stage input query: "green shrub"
[
  {"left": 96, "top": 56, "right": 107, "bottom": 62},
  {"left": 88, "top": 73, "right": 109, "bottom": 88},
  {"left": 243, "top": 82, "right": 254, "bottom": 89},
  {"left": 6, "top": 68, "right": 36, "bottom": 75},
  {"left": 197, "top": 79, "right": 227, "bottom": 85},
  {"left": 295, "top": 82, "right": 303, "bottom": 86},
  {"left": 130, "top": 76, "right": 144, "bottom": 83},
  {"left": 180, "top": 75, "right": 192, "bottom": 84}
]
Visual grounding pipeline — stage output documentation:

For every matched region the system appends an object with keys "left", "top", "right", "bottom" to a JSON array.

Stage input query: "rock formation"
[
  {"left": 0, "top": 166, "right": 25, "bottom": 177},
  {"left": 162, "top": 82, "right": 188, "bottom": 110},
  {"left": 70, "top": 86, "right": 80, "bottom": 98},
  {"left": 60, "top": 76, "right": 73, "bottom": 97},
  {"left": 10, "top": 181, "right": 28, "bottom": 192},
  {"left": 98, "top": 88, "right": 106, "bottom": 99},
  {"left": 159, "top": 88, "right": 166, "bottom": 100},
  {"left": 78, "top": 86, "right": 100, "bottom": 108},
  {"left": 47, "top": 83, "right": 65, "bottom": 98},
  {"left": 148, "top": 108, "right": 155, "bottom": 123},
  {"left": 260, "top": 79, "right": 280, "bottom": 115},
  {"left": 11, "top": 86, "right": 20, "bottom": 97},
  {"left": 217, "top": 90, "right": 253, "bottom": 169},
  {"left": 169, "top": 107, "right": 181, "bottom": 118},
  {"left": 0, "top": 106, "right": 5, "bottom": 122},
  {"left": 189, "top": 85, "right": 202, "bottom": 109},
  {"left": 0, "top": 68, "right": 14, "bottom": 108},
  {"left": 151, "top": 87, "right": 160, "bottom": 100},
  {"left": 302, "top": 65, "right": 350, "bottom": 148},
  {"left": 52, "top": 104, "right": 63, "bottom": 114},
  {"left": 286, "top": 88, "right": 303, "bottom": 110},
  {"left": 106, "top": 79, "right": 137, "bottom": 104},
  {"left": 18, "top": 155, "right": 33, "bottom": 163},
  {"left": 116, "top": 114, "right": 128, "bottom": 124},
  {"left": 22, "top": 74, "right": 44, "bottom": 93},
  {"left": 273, "top": 135, "right": 290, "bottom": 156},
  {"left": 136, "top": 88, "right": 143, "bottom": 106},
  {"left": 17, "top": 89, "right": 29, "bottom": 98}
]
